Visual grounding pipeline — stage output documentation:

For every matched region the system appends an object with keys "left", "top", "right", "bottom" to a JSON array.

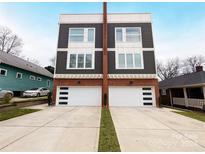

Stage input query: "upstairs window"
[
  {"left": 0, "top": 68, "right": 7, "bottom": 76},
  {"left": 67, "top": 53, "right": 94, "bottom": 69},
  {"left": 29, "top": 75, "right": 35, "bottom": 80},
  {"left": 115, "top": 27, "right": 141, "bottom": 43},
  {"left": 69, "top": 28, "right": 95, "bottom": 43},
  {"left": 16, "top": 72, "right": 23, "bottom": 79},
  {"left": 117, "top": 52, "right": 143, "bottom": 69},
  {"left": 37, "top": 77, "right": 42, "bottom": 81}
]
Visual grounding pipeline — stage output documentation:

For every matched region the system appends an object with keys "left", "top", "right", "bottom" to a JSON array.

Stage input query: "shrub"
[{"left": 2, "top": 94, "right": 12, "bottom": 104}]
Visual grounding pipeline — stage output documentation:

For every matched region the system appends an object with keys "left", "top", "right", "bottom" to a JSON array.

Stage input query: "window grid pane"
[
  {"left": 69, "top": 54, "right": 76, "bottom": 68},
  {"left": 85, "top": 54, "right": 92, "bottom": 68},
  {"left": 70, "top": 29, "right": 84, "bottom": 35},
  {"left": 125, "top": 27, "right": 141, "bottom": 42},
  {"left": 77, "top": 54, "right": 84, "bottom": 68},
  {"left": 126, "top": 54, "right": 134, "bottom": 68},
  {"left": 118, "top": 54, "right": 125, "bottom": 68},
  {"left": 134, "top": 53, "right": 142, "bottom": 68},
  {"left": 70, "top": 29, "right": 84, "bottom": 42},
  {"left": 88, "top": 29, "right": 94, "bottom": 42},
  {"left": 116, "top": 29, "right": 123, "bottom": 42}
]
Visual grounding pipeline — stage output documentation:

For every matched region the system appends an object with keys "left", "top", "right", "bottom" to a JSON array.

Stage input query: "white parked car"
[
  {"left": 0, "top": 88, "right": 14, "bottom": 99},
  {"left": 23, "top": 87, "right": 50, "bottom": 97}
]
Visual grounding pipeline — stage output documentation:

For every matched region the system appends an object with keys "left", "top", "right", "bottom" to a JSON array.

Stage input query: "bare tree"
[
  {"left": 157, "top": 58, "right": 180, "bottom": 81},
  {"left": 182, "top": 55, "right": 205, "bottom": 74},
  {"left": 0, "top": 26, "right": 23, "bottom": 56}
]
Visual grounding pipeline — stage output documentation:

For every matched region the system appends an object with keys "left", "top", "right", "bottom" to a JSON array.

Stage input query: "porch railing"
[{"left": 173, "top": 97, "right": 205, "bottom": 109}]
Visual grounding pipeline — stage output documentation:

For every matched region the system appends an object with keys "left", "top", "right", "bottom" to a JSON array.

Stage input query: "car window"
[
  {"left": 43, "top": 88, "right": 48, "bottom": 90},
  {"left": 30, "top": 88, "right": 38, "bottom": 90}
]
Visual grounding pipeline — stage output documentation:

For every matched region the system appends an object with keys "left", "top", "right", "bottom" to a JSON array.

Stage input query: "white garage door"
[
  {"left": 56, "top": 86, "right": 101, "bottom": 106},
  {"left": 109, "top": 86, "right": 155, "bottom": 107}
]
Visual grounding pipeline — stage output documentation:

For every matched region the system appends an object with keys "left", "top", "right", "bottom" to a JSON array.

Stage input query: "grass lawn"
[
  {"left": 0, "top": 108, "right": 41, "bottom": 121},
  {"left": 98, "top": 108, "right": 121, "bottom": 152},
  {"left": 173, "top": 110, "right": 205, "bottom": 123}
]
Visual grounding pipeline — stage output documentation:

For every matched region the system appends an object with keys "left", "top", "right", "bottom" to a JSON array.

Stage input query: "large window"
[
  {"left": 115, "top": 27, "right": 141, "bottom": 43},
  {"left": 69, "top": 28, "right": 95, "bottom": 43},
  {"left": 0, "top": 68, "right": 7, "bottom": 76},
  {"left": 67, "top": 53, "right": 94, "bottom": 69},
  {"left": 117, "top": 52, "right": 143, "bottom": 69}
]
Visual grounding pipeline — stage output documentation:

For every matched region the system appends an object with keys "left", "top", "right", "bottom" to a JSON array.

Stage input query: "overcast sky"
[{"left": 0, "top": 2, "right": 205, "bottom": 67}]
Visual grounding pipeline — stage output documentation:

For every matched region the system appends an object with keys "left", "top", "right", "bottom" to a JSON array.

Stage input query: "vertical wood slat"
[{"left": 102, "top": 2, "right": 109, "bottom": 108}]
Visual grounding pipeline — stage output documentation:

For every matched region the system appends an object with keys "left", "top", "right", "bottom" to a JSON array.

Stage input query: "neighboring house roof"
[
  {"left": 159, "top": 71, "right": 205, "bottom": 89},
  {"left": 0, "top": 51, "right": 53, "bottom": 78}
]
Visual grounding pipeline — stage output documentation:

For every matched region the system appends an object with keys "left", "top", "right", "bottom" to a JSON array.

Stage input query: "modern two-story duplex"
[{"left": 53, "top": 8, "right": 159, "bottom": 107}]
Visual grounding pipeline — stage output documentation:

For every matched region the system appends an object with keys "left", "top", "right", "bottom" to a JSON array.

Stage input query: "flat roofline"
[{"left": 60, "top": 13, "right": 152, "bottom": 15}]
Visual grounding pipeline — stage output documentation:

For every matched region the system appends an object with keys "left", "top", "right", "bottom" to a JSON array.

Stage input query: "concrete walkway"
[
  {"left": 110, "top": 107, "right": 205, "bottom": 152},
  {"left": 0, "top": 107, "right": 101, "bottom": 152}
]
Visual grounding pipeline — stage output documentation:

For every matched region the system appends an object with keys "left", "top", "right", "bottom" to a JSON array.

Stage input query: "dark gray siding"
[
  {"left": 55, "top": 51, "right": 102, "bottom": 74},
  {"left": 108, "top": 51, "right": 156, "bottom": 74},
  {"left": 108, "top": 23, "right": 154, "bottom": 48},
  {"left": 57, "top": 24, "right": 103, "bottom": 48}
]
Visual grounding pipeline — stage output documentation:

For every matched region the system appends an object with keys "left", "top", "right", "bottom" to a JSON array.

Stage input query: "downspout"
[{"left": 102, "top": 2, "right": 109, "bottom": 108}]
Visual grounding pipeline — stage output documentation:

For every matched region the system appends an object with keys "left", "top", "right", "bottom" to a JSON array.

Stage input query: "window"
[
  {"left": 47, "top": 80, "right": 50, "bottom": 87},
  {"left": 115, "top": 27, "right": 141, "bottom": 43},
  {"left": 67, "top": 53, "right": 94, "bottom": 69},
  {"left": 116, "top": 29, "right": 123, "bottom": 42},
  {"left": 88, "top": 29, "right": 94, "bottom": 42},
  {"left": 69, "top": 28, "right": 95, "bottom": 43},
  {"left": 161, "top": 89, "right": 167, "bottom": 96},
  {"left": 0, "top": 68, "right": 7, "bottom": 76},
  {"left": 117, "top": 52, "right": 143, "bottom": 69},
  {"left": 37, "top": 77, "right": 42, "bottom": 81},
  {"left": 29, "top": 75, "right": 35, "bottom": 80},
  {"left": 16, "top": 72, "right": 23, "bottom": 79}
]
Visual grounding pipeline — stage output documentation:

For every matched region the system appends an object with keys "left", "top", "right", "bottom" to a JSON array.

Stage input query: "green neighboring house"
[{"left": 0, "top": 51, "right": 53, "bottom": 96}]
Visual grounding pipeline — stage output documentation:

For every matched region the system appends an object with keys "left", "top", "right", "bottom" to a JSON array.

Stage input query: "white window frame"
[
  {"left": 16, "top": 72, "right": 23, "bottom": 79},
  {"left": 68, "top": 28, "right": 95, "bottom": 43},
  {"left": 0, "top": 68, "right": 7, "bottom": 76},
  {"left": 115, "top": 27, "right": 142, "bottom": 43},
  {"left": 161, "top": 89, "right": 167, "bottom": 96},
  {"left": 37, "top": 77, "right": 42, "bottom": 81},
  {"left": 29, "top": 75, "right": 35, "bottom": 80},
  {"left": 47, "top": 80, "right": 50, "bottom": 87},
  {"left": 115, "top": 50, "right": 144, "bottom": 69},
  {"left": 66, "top": 51, "right": 95, "bottom": 70}
]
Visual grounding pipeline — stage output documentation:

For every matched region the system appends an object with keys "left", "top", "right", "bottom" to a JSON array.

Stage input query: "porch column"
[
  {"left": 169, "top": 89, "right": 173, "bottom": 106},
  {"left": 203, "top": 86, "right": 205, "bottom": 99},
  {"left": 183, "top": 87, "right": 188, "bottom": 107}
]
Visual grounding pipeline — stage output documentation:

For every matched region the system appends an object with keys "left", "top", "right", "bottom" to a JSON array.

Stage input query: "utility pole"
[{"left": 102, "top": 2, "right": 109, "bottom": 108}]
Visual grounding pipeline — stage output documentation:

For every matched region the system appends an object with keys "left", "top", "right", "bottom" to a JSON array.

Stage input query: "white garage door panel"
[
  {"left": 109, "top": 86, "right": 143, "bottom": 107},
  {"left": 57, "top": 86, "right": 101, "bottom": 106},
  {"left": 69, "top": 87, "right": 101, "bottom": 106},
  {"left": 109, "top": 86, "right": 155, "bottom": 107}
]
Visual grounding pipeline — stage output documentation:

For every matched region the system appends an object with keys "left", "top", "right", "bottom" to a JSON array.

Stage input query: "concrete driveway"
[
  {"left": 110, "top": 107, "right": 205, "bottom": 152},
  {"left": 0, "top": 106, "right": 101, "bottom": 152}
]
